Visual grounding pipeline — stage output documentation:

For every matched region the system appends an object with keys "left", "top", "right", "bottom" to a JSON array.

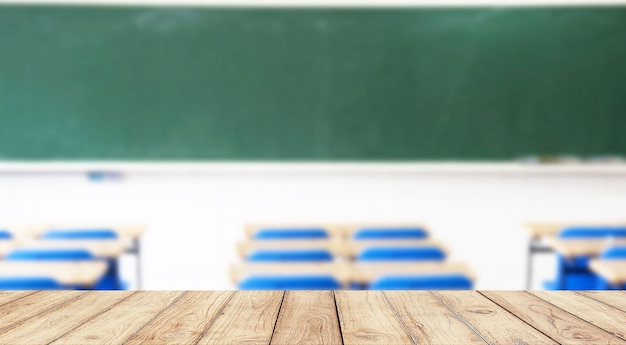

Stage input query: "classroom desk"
[
  {"left": 230, "top": 262, "right": 349, "bottom": 285},
  {"left": 523, "top": 221, "right": 626, "bottom": 289},
  {"left": 245, "top": 224, "right": 343, "bottom": 238},
  {"left": 19, "top": 224, "right": 145, "bottom": 239},
  {"left": 0, "top": 240, "right": 20, "bottom": 257},
  {"left": 547, "top": 237, "right": 626, "bottom": 258},
  {"left": 590, "top": 259, "right": 626, "bottom": 285},
  {"left": 0, "top": 261, "right": 107, "bottom": 286},
  {"left": 340, "top": 239, "right": 444, "bottom": 258},
  {"left": 13, "top": 240, "right": 128, "bottom": 258},
  {"left": 350, "top": 261, "right": 474, "bottom": 284},
  {"left": 0, "top": 291, "right": 624, "bottom": 344},
  {"left": 236, "top": 239, "right": 339, "bottom": 258}
]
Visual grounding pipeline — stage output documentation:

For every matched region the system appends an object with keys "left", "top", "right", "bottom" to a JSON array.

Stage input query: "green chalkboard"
[{"left": 1, "top": 6, "right": 626, "bottom": 160}]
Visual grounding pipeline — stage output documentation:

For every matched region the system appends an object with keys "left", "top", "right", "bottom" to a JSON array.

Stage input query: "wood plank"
[
  {"left": 576, "top": 291, "right": 626, "bottom": 312},
  {"left": 383, "top": 291, "right": 486, "bottom": 345},
  {"left": 531, "top": 291, "right": 626, "bottom": 340},
  {"left": 50, "top": 291, "right": 184, "bottom": 345},
  {"left": 196, "top": 290, "right": 284, "bottom": 345},
  {"left": 0, "top": 291, "right": 38, "bottom": 306},
  {"left": 0, "top": 291, "right": 134, "bottom": 344},
  {"left": 0, "top": 290, "right": 86, "bottom": 332},
  {"left": 335, "top": 290, "right": 415, "bottom": 345},
  {"left": 481, "top": 291, "right": 626, "bottom": 345},
  {"left": 432, "top": 291, "right": 558, "bottom": 345},
  {"left": 124, "top": 291, "right": 235, "bottom": 345},
  {"left": 270, "top": 291, "right": 342, "bottom": 345}
]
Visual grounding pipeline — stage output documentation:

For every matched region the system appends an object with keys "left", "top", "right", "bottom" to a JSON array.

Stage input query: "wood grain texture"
[
  {"left": 481, "top": 291, "right": 626, "bottom": 345},
  {"left": 270, "top": 291, "right": 342, "bottom": 345},
  {"left": 531, "top": 291, "right": 626, "bottom": 340},
  {"left": 0, "top": 290, "right": 86, "bottom": 332},
  {"left": 124, "top": 291, "right": 235, "bottom": 345},
  {"left": 576, "top": 291, "right": 626, "bottom": 312},
  {"left": 51, "top": 291, "right": 184, "bottom": 345},
  {"left": 335, "top": 291, "right": 415, "bottom": 345},
  {"left": 383, "top": 291, "right": 486, "bottom": 345},
  {"left": 196, "top": 290, "right": 284, "bottom": 345},
  {"left": 0, "top": 290, "right": 38, "bottom": 306},
  {"left": 432, "top": 291, "right": 558, "bottom": 345},
  {"left": 0, "top": 291, "right": 134, "bottom": 344}
]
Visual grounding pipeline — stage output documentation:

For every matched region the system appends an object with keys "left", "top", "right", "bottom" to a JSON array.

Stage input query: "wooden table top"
[
  {"left": 590, "top": 259, "right": 626, "bottom": 284},
  {"left": 229, "top": 261, "right": 474, "bottom": 285},
  {"left": 1, "top": 290, "right": 625, "bottom": 344},
  {"left": 236, "top": 239, "right": 444, "bottom": 258},
  {"left": 547, "top": 237, "right": 626, "bottom": 258},
  {"left": 525, "top": 221, "right": 626, "bottom": 238},
  {"left": 0, "top": 262, "right": 107, "bottom": 286}
]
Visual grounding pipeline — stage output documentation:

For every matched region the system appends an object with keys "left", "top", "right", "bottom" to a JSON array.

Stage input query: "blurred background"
[{"left": 1, "top": 0, "right": 626, "bottom": 291}]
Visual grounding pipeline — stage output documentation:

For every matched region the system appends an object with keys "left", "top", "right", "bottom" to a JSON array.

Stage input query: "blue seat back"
[
  {"left": 238, "top": 275, "right": 341, "bottom": 290},
  {"left": 558, "top": 227, "right": 626, "bottom": 239},
  {"left": 370, "top": 274, "right": 473, "bottom": 290},
  {"left": 248, "top": 249, "right": 333, "bottom": 262},
  {"left": 353, "top": 227, "right": 427, "bottom": 240},
  {"left": 253, "top": 228, "right": 328, "bottom": 240},
  {"left": 357, "top": 246, "right": 445, "bottom": 261},
  {"left": 0, "top": 230, "right": 12, "bottom": 240},
  {"left": 6, "top": 248, "right": 95, "bottom": 260},
  {"left": 601, "top": 246, "right": 626, "bottom": 259},
  {"left": 0, "top": 277, "right": 63, "bottom": 290},
  {"left": 42, "top": 229, "right": 118, "bottom": 240}
]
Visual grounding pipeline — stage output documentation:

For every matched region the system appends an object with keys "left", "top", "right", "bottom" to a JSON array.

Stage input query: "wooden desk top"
[
  {"left": 0, "top": 261, "right": 107, "bottom": 286},
  {"left": 525, "top": 221, "right": 626, "bottom": 238},
  {"left": 6, "top": 224, "right": 145, "bottom": 239},
  {"left": 236, "top": 239, "right": 444, "bottom": 258},
  {"left": 14, "top": 239, "right": 128, "bottom": 258},
  {"left": 0, "top": 291, "right": 624, "bottom": 344},
  {"left": 350, "top": 261, "right": 475, "bottom": 283},
  {"left": 547, "top": 237, "right": 626, "bottom": 258},
  {"left": 590, "top": 259, "right": 626, "bottom": 284}
]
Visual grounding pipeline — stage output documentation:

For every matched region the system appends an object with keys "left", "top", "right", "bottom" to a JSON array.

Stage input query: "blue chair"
[
  {"left": 41, "top": 229, "right": 118, "bottom": 240},
  {"left": 247, "top": 249, "right": 333, "bottom": 262},
  {"left": 601, "top": 246, "right": 626, "bottom": 259},
  {"left": 0, "top": 230, "right": 13, "bottom": 240},
  {"left": 353, "top": 227, "right": 428, "bottom": 240},
  {"left": 559, "top": 227, "right": 626, "bottom": 239},
  {"left": 238, "top": 275, "right": 341, "bottom": 290},
  {"left": 544, "top": 226, "right": 626, "bottom": 290},
  {"left": 5, "top": 248, "right": 119, "bottom": 290},
  {"left": 369, "top": 274, "right": 473, "bottom": 290},
  {"left": 6, "top": 248, "right": 94, "bottom": 260},
  {"left": 0, "top": 277, "right": 64, "bottom": 290},
  {"left": 253, "top": 228, "right": 329, "bottom": 240},
  {"left": 596, "top": 246, "right": 626, "bottom": 290},
  {"left": 357, "top": 246, "right": 446, "bottom": 261}
]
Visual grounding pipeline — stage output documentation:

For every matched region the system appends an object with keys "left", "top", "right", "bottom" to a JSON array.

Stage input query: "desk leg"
[
  {"left": 526, "top": 239, "right": 533, "bottom": 290},
  {"left": 134, "top": 238, "right": 142, "bottom": 290},
  {"left": 526, "top": 238, "right": 555, "bottom": 290}
]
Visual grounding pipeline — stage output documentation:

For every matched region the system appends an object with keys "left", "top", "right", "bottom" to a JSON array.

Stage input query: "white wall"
[{"left": 2, "top": 164, "right": 625, "bottom": 290}]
